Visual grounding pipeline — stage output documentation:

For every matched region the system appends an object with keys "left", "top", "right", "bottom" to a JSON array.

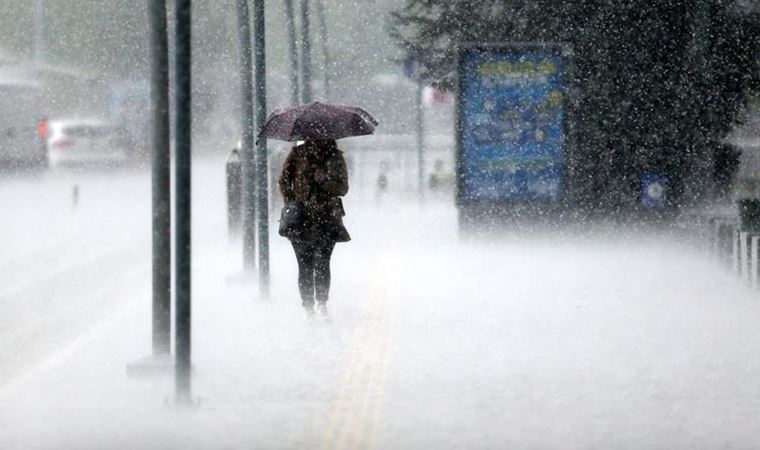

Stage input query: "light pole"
[
  {"left": 283, "top": 0, "right": 300, "bottom": 105},
  {"left": 237, "top": 0, "right": 257, "bottom": 271},
  {"left": 405, "top": 52, "right": 425, "bottom": 202},
  {"left": 253, "top": 0, "right": 270, "bottom": 297},
  {"left": 691, "top": 0, "right": 713, "bottom": 202},
  {"left": 149, "top": 0, "right": 171, "bottom": 357},
  {"left": 125, "top": 0, "right": 172, "bottom": 378},
  {"left": 174, "top": 0, "right": 193, "bottom": 404},
  {"left": 300, "top": 0, "right": 312, "bottom": 103},
  {"left": 416, "top": 79, "right": 425, "bottom": 202},
  {"left": 315, "top": 0, "right": 331, "bottom": 100}
]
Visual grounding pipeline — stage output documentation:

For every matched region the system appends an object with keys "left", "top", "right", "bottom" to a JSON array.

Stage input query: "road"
[
  {"left": 0, "top": 165, "right": 153, "bottom": 386},
  {"left": 1, "top": 157, "right": 760, "bottom": 449}
]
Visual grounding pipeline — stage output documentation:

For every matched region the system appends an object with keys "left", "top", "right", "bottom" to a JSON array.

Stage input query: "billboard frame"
[{"left": 455, "top": 42, "right": 575, "bottom": 226}]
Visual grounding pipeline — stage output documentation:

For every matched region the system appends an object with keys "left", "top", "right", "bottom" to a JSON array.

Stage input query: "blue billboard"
[{"left": 458, "top": 46, "right": 567, "bottom": 202}]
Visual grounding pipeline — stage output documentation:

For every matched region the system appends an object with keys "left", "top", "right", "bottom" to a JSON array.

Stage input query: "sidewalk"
[{"left": 3, "top": 199, "right": 760, "bottom": 449}]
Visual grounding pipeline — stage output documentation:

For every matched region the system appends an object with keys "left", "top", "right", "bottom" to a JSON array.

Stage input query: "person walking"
[{"left": 278, "top": 139, "right": 350, "bottom": 320}]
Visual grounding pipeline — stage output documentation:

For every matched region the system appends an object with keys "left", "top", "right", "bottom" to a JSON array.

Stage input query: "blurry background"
[
  {"left": 1, "top": 1, "right": 759, "bottom": 213},
  {"left": 0, "top": 0, "right": 439, "bottom": 160}
]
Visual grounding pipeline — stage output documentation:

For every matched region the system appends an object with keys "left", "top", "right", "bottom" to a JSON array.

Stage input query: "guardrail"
[{"left": 681, "top": 199, "right": 760, "bottom": 288}]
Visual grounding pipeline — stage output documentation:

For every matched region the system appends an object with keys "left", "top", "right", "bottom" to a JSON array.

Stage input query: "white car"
[{"left": 47, "top": 119, "right": 126, "bottom": 168}]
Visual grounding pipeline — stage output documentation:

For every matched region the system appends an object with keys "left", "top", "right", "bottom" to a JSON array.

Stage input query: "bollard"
[
  {"left": 708, "top": 217, "right": 719, "bottom": 260},
  {"left": 226, "top": 148, "right": 242, "bottom": 239},
  {"left": 72, "top": 184, "right": 79, "bottom": 209},
  {"left": 717, "top": 222, "right": 735, "bottom": 270},
  {"left": 752, "top": 235, "right": 760, "bottom": 289},
  {"left": 716, "top": 221, "right": 727, "bottom": 264},
  {"left": 732, "top": 225, "right": 740, "bottom": 275},
  {"left": 739, "top": 231, "right": 750, "bottom": 281},
  {"left": 702, "top": 216, "right": 714, "bottom": 259}
]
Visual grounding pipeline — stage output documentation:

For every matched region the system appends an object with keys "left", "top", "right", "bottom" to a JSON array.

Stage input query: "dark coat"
[{"left": 278, "top": 143, "right": 351, "bottom": 243}]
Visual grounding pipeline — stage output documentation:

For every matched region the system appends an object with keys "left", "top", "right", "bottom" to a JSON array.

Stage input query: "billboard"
[{"left": 457, "top": 45, "right": 569, "bottom": 203}]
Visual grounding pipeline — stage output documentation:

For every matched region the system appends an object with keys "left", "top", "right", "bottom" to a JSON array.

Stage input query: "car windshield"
[{"left": 63, "top": 125, "right": 110, "bottom": 138}]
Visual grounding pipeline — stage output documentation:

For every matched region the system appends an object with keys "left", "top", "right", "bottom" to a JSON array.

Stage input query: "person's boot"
[
  {"left": 315, "top": 302, "right": 330, "bottom": 323},
  {"left": 303, "top": 304, "right": 316, "bottom": 323}
]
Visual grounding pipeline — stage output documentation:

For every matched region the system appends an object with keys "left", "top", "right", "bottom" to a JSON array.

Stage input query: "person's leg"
[
  {"left": 291, "top": 240, "right": 316, "bottom": 308},
  {"left": 314, "top": 241, "right": 336, "bottom": 304}
]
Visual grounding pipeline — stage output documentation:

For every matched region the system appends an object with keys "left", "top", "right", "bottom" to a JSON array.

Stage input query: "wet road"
[{"left": 2, "top": 158, "right": 760, "bottom": 449}]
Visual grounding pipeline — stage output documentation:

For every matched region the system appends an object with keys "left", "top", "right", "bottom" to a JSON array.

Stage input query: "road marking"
[
  {"left": 0, "top": 266, "right": 145, "bottom": 396},
  {"left": 0, "top": 241, "right": 148, "bottom": 299},
  {"left": 321, "top": 262, "right": 398, "bottom": 450}
]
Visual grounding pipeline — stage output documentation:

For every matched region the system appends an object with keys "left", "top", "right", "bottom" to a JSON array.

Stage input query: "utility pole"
[
  {"left": 125, "top": 0, "right": 172, "bottom": 379},
  {"left": 299, "top": 0, "right": 312, "bottom": 103},
  {"left": 149, "top": 0, "right": 171, "bottom": 357},
  {"left": 253, "top": 0, "right": 270, "bottom": 297},
  {"left": 690, "top": 0, "right": 713, "bottom": 202},
  {"left": 315, "top": 0, "right": 331, "bottom": 100},
  {"left": 283, "top": 0, "right": 300, "bottom": 105},
  {"left": 174, "top": 0, "right": 193, "bottom": 404},
  {"left": 237, "top": 0, "right": 256, "bottom": 271},
  {"left": 416, "top": 79, "right": 425, "bottom": 202},
  {"left": 405, "top": 51, "right": 425, "bottom": 202}
]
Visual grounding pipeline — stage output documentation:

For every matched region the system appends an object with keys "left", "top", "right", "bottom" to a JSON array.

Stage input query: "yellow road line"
[
  {"left": 321, "top": 264, "right": 398, "bottom": 450},
  {"left": 366, "top": 318, "right": 395, "bottom": 450}
]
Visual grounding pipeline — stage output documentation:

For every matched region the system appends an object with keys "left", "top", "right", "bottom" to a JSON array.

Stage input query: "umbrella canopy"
[{"left": 257, "top": 101, "right": 379, "bottom": 142}]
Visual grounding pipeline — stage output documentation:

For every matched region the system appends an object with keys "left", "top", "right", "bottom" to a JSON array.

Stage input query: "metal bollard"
[
  {"left": 752, "top": 235, "right": 760, "bottom": 289},
  {"left": 226, "top": 148, "right": 242, "bottom": 239},
  {"left": 708, "top": 217, "right": 719, "bottom": 259},
  {"left": 739, "top": 231, "right": 750, "bottom": 281},
  {"left": 732, "top": 225, "right": 740, "bottom": 275},
  {"left": 717, "top": 222, "right": 735, "bottom": 270},
  {"left": 709, "top": 217, "right": 724, "bottom": 263},
  {"left": 72, "top": 184, "right": 80, "bottom": 210}
]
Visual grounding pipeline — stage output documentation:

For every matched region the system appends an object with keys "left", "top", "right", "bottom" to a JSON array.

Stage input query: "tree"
[{"left": 390, "top": 0, "right": 760, "bottom": 212}]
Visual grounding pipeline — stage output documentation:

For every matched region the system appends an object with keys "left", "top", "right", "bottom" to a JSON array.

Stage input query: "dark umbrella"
[{"left": 257, "top": 101, "right": 379, "bottom": 142}]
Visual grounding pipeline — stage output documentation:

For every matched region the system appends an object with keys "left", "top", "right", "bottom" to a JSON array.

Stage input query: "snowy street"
[
  {"left": 1, "top": 0, "right": 759, "bottom": 447},
  {"left": 1, "top": 157, "right": 760, "bottom": 449}
]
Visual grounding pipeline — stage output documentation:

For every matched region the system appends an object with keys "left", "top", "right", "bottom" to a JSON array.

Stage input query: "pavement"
[{"left": 2, "top": 159, "right": 760, "bottom": 449}]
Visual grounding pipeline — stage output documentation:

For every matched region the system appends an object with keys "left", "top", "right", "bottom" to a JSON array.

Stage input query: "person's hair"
[
  {"left": 306, "top": 139, "right": 338, "bottom": 154},
  {"left": 317, "top": 139, "right": 338, "bottom": 153}
]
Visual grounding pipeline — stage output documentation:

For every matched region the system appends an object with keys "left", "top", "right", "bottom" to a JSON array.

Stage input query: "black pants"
[{"left": 291, "top": 239, "right": 336, "bottom": 307}]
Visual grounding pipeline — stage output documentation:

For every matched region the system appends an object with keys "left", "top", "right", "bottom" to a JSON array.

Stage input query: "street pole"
[
  {"left": 299, "top": 0, "right": 312, "bottom": 103},
  {"left": 149, "top": 0, "right": 171, "bottom": 356},
  {"left": 283, "top": 0, "right": 300, "bottom": 105},
  {"left": 253, "top": 0, "right": 270, "bottom": 297},
  {"left": 237, "top": 0, "right": 256, "bottom": 271},
  {"left": 685, "top": 0, "right": 713, "bottom": 203},
  {"left": 174, "top": 0, "right": 193, "bottom": 404},
  {"left": 697, "top": 0, "right": 714, "bottom": 202},
  {"left": 34, "top": 0, "right": 45, "bottom": 63},
  {"left": 315, "top": 0, "right": 330, "bottom": 100},
  {"left": 416, "top": 80, "right": 425, "bottom": 202}
]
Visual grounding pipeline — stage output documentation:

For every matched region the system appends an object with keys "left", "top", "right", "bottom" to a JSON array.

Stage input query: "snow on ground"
[{"left": 1, "top": 158, "right": 760, "bottom": 449}]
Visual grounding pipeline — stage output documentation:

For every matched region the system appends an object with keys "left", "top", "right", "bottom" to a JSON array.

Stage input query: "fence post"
[
  {"left": 731, "top": 225, "right": 740, "bottom": 275},
  {"left": 752, "top": 235, "right": 760, "bottom": 289},
  {"left": 740, "top": 231, "right": 750, "bottom": 281},
  {"left": 717, "top": 222, "right": 734, "bottom": 269},
  {"left": 226, "top": 148, "right": 242, "bottom": 239}
]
